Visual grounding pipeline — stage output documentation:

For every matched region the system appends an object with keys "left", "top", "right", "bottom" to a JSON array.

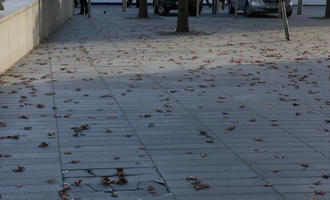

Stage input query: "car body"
[
  {"left": 153, "top": 0, "right": 203, "bottom": 16},
  {"left": 228, "top": 0, "right": 293, "bottom": 17}
]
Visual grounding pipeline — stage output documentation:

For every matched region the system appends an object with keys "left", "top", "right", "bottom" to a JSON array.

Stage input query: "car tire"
[
  {"left": 244, "top": 3, "right": 252, "bottom": 17},
  {"left": 228, "top": 0, "right": 234, "bottom": 14},
  {"left": 158, "top": 3, "right": 169, "bottom": 16}
]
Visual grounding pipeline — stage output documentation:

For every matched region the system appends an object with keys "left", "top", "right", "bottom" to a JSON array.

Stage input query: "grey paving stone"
[{"left": 0, "top": 5, "right": 329, "bottom": 200}]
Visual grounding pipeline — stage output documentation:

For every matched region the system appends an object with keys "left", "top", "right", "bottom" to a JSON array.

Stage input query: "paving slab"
[{"left": 0, "top": 5, "right": 329, "bottom": 200}]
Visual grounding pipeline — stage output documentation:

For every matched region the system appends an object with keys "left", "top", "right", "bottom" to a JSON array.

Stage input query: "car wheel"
[
  {"left": 228, "top": 0, "right": 234, "bottom": 14},
  {"left": 244, "top": 3, "right": 252, "bottom": 17},
  {"left": 158, "top": 3, "right": 169, "bottom": 15}
]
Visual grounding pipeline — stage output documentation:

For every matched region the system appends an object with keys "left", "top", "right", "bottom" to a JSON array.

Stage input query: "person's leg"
[
  {"left": 127, "top": 0, "right": 132, "bottom": 7},
  {"left": 79, "top": 0, "right": 84, "bottom": 14},
  {"left": 84, "top": 0, "right": 88, "bottom": 15},
  {"left": 206, "top": 0, "right": 211, "bottom": 7}
]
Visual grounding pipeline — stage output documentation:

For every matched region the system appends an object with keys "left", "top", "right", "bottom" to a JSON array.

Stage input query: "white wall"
[{"left": 0, "top": 0, "right": 74, "bottom": 73}]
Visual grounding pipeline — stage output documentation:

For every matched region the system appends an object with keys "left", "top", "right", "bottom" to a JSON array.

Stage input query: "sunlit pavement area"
[{"left": 0, "top": 5, "right": 329, "bottom": 200}]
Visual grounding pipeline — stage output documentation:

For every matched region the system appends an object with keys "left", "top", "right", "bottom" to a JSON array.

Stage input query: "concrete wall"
[{"left": 0, "top": 0, "right": 74, "bottom": 73}]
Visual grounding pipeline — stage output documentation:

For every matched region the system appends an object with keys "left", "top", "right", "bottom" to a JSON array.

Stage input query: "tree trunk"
[
  {"left": 326, "top": 0, "right": 330, "bottom": 18},
  {"left": 212, "top": 0, "right": 217, "bottom": 14},
  {"left": 176, "top": 0, "right": 189, "bottom": 32},
  {"left": 138, "top": 0, "right": 148, "bottom": 18}
]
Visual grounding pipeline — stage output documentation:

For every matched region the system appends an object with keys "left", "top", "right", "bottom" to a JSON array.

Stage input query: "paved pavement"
[{"left": 0, "top": 5, "right": 329, "bottom": 200}]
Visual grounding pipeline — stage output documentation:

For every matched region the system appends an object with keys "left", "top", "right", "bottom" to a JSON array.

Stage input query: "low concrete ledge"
[{"left": 0, "top": 0, "right": 74, "bottom": 73}]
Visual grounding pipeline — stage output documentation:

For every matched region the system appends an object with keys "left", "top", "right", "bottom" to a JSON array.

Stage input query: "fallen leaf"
[
  {"left": 186, "top": 176, "right": 210, "bottom": 190},
  {"left": 102, "top": 176, "right": 115, "bottom": 186},
  {"left": 111, "top": 193, "right": 118, "bottom": 198},
  {"left": 48, "top": 132, "right": 56, "bottom": 136},
  {"left": 0, "top": 122, "right": 7, "bottom": 127},
  {"left": 70, "top": 160, "right": 80, "bottom": 164},
  {"left": 39, "top": 142, "right": 49, "bottom": 148},
  {"left": 274, "top": 154, "right": 286, "bottom": 159},
  {"left": 37, "top": 104, "right": 45, "bottom": 108},
  {"left": 264, "top": 183, "right": 273, "bottom": 187},
  {"left": 13, "top": 165, "right": 25, "bottom": 172},
  {"left": 18, "top": 115, "right": 29, "bottom": 119},
  {"left": 300, "top": 162, "right": 309, "bottom": 168},
  {"left": 47, "top": 179, "right": 56, "bottom": 184},
  {"left": 71, "top": 124, "right": 89, "bottom": 132},
  {"left": 314, "top": 190, "right": 325, "bottom": 195},
  {"left": 148, "top": 185, "right": 159, "bottom": 196},
  {"left": 227, "top": 125, "right": 236, "bottom": 131},
  {"left": 106, "top": 115, "right": 118, "bottom": 120},
  {"left": 105, "top": 128, "right": 112, "bottom": 133},
  {"left": 254, "top": 148, "right": 265, "bottom": 153},
  {"left": 249, "top": 118, "right": 256, "bottom": 122},
  {"left": 140, "top": 114, "right": 151, "bottom": 118},
  {"left": 253, "top": 138, "right": 263, "bottom": 142},
  {"left": 322, "top": 174, "right": 329, "bottom": 179},
  {"left": 74, "top": 179, "right": 83, "bottom": 186},
  {"left": 1, "top": 135, "right": 20, "bottom": 140},
  {"left": 0, "top": 154, "right": 11, "bottom": 157}
]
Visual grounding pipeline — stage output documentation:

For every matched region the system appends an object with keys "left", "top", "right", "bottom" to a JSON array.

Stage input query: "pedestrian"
[
  {"left": 205, "top": 0, "right": 211, "bottom": 8},
  {"left": 127, "top": 0, "right": 139, "bottom": 8},
  {"left": 74, "top": 0, "right": 79, "bottom": 8},
  {"left": 79, "top": 0, "right": 88, "bottom": 15}
]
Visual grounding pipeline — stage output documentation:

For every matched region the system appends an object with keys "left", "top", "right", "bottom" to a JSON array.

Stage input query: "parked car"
[
  {"left": 153, "top": 0, "right": 203, "bottom": 16},
  {"left": 228, "top": 0, "right": 293, "bottom": 17}
]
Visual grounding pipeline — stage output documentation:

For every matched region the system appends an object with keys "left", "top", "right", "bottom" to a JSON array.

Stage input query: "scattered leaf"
[
  {"left": 0, "top": 122, "right": 7, "bottom": 127},
  {"left": 39, "top": 142, "right": 49, "bottom": 148},
  {"left": 300, "top": 162, "right": 309, "bottom": 168},
  {"left": 253, "top": 138, "right": 263, "bottom": 142},
  {"left": 74, "top": 179, "right": 83, "bottom": 186},
  {"left": 314, "top": 190, "right": 325, "bottom": 195},
  {"left": 13, "top": 165, "right": 25, "bottom": 172},
  {"left": 226, "top": 125, "right": 236, "bottom": 131},
  {"left": 322, "top": 174, "right": 329, "bottom": 179},
  {"left": 105, "top": 128, "right": 112, "bottom": 133}
]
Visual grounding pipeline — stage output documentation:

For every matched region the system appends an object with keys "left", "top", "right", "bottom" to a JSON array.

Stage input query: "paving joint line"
[
  {"left": 69, "top": 17, "right": 177, "bottom": 200},
  {"left": 48, "top": 51, "right": 65, "bottom": 188},
  {"left": 95, "top": 67, "right": 176, "bottom": 200},
  {"left": 135, "top": 62, "right": 288, "bottom": 200},
  {"left": 221, "top": 68, "right": 330, "bottom": 163}
]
